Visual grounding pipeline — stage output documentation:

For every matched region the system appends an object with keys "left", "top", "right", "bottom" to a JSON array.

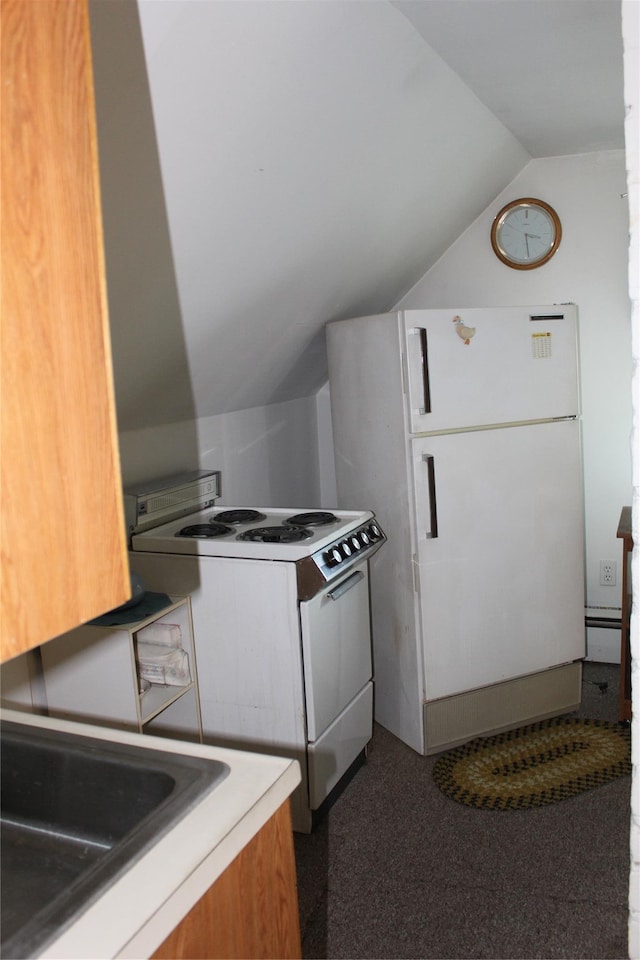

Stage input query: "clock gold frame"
[{"left": 490, "top": 198, "right": 562, "bottom": 270}]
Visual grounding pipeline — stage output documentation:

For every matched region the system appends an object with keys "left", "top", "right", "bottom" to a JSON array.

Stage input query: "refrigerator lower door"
[{"left": 412, "top": 418, "right": 585, "bottom": 700}]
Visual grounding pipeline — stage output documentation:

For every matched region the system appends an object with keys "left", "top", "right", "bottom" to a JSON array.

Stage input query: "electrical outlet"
[{"left": 600, "top": 559, "right": 617, "bottom": 586}]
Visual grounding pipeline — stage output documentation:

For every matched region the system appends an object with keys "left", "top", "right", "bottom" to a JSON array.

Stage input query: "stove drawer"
[
  {"left": 299, "top": 560, "right": 372, "bottom": 742},
  {"left": 307, "top": 682, "right": 373, "bottom": 809}
]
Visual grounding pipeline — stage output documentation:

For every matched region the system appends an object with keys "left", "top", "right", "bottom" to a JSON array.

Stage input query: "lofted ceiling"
[{"left": 89, "top": 0, "right": 625, "bottom": 433}]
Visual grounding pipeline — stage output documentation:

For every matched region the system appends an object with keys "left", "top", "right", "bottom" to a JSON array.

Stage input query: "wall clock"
[{"left": 490, "top": 198, "right": 562, "bottom": 269}]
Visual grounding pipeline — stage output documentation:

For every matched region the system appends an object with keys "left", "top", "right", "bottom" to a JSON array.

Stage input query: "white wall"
[
  {"left": 118, "top": 395, "right": 321, "bottom": 507},
  {"left": 394, "top": 150, "right": 632, "bottom": 660},
  {"left": 91, "top": 0, "right": 529, "bottom": 434},
  {"left": 315, "top": 382, "right": 338, "bottom": 508}
]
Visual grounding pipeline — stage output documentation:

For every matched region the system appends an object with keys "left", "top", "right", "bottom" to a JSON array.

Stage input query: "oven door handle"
[{"left": 327, "top": 570, "right": 365, "bottom": 601}]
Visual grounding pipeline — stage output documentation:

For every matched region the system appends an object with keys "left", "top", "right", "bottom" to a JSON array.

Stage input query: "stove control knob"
[
  {"left": 359, "top": 529, "right": 370, "bottom": 546},
  {"left": 324, "top": 547, "right": 343, "bottom": 568},
  {"left": 349, "top": 535, "right": 362, "bottom": 551},
  {"left": 368, "top": 523, "right": 381, "bottom": 541},
  {"left": 341, "top": 540, "right": 353, "bottom": 558}
]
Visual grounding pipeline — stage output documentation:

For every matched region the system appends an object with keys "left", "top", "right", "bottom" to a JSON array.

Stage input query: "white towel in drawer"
[
  {"left": 135, "top": 642, "right": 191, "bottom": 686},
  {"left": 136, "top": 622, "right": 182, "bottom": 648}
]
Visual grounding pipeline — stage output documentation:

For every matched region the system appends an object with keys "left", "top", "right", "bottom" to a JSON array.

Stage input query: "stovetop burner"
[
  {"left": 213, "top": 509, "right": 267, "bottom": 525},
  {"left": 236, "top": 525, "right": 314, "bottom": 544},
  {"left": 176, "top": 522, "right": 232, "bottom": 539},
  {"left": 286, "top": 511, "right": 339, "bottom": 527}
]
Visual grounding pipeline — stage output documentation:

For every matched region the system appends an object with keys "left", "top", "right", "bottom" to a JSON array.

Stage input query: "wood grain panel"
[
  {"left": 152, "top": 801, "right": 302, "bottom": 959},
  {"left": 1, "top": 0, "right": 129, "bottom": 660}
]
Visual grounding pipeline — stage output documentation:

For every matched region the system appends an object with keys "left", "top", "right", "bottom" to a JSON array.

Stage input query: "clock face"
[{"left": 491, "top": 199, "right": 561, "bottom": 269}]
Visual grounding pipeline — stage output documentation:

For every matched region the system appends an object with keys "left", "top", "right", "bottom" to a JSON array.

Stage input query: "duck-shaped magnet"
[{"left": 453, "top": 315, "right": 476, "bottom": 345}]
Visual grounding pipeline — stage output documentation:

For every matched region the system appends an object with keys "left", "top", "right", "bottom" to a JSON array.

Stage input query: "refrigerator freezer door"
[
  {"left": 403, "top": 305, "right": 579, "bottom": 434},
  {"left": 412, "top": 418, "right": 585, "bottom": 701}
]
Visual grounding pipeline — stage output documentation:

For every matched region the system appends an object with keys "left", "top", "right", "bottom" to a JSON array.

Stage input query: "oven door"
[{"left": 299, "top": 559, "right": 372, "bottom": 742}]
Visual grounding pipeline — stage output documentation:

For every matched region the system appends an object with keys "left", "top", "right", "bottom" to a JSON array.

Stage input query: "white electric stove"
[{"left": 127, "top": 471, "right": 386, "bottom": 832}]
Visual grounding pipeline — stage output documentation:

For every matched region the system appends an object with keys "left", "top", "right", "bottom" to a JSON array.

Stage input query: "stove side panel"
[{"left": 129, "top": 552, "right": 306, "bottom": 755}]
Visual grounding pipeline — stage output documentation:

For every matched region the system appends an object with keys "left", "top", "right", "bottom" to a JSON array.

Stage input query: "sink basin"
[{"left": 1, "top": 719, "right": 229, "bottom": 959}]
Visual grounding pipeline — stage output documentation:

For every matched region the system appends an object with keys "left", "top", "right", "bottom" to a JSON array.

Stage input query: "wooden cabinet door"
[
  {"left": 152, "top": 801, "right": 302, "bottom": 960},
  {"left": 1, "top": 0, "right": 129, "bottom": 661}
]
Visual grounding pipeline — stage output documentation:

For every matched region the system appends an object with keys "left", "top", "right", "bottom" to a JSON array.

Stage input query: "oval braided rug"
[{"left": 432, "top": 717, "right": 631, "bottom": 810}]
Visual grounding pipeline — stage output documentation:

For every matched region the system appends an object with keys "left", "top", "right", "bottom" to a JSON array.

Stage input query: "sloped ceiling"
[
  {"left": 89, "top": 0, "right": 623, "bottom": 433},
  {"left": 393, "top": 0, "right": 625, "bottom": 158}
]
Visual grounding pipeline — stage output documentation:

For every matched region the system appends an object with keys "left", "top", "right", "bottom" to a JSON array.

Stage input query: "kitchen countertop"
[{"left": 1, "top": 708, "right": 301, "bottom": 960}]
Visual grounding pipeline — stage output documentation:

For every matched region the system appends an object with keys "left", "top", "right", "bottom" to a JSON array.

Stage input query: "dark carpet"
[{"left": 294, "top": 662, "right": 631, "bottom": 959}]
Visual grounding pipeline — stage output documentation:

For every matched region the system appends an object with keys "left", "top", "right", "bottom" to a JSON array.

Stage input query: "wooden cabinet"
[
  {"left": 40, "top": 597, "right": 203, "bottom": 742},
  {"left": 152, "top": 800, "right": 302, "bottom": 960},
  {"left": 617, "top": 506, "right": 632, "bottom": 722},
  {"left": 1, "top": 0, "right": 130, "bottom": 662}
]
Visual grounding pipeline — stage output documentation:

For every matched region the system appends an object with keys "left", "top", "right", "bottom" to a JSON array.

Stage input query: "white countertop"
[{"left": 1, "top": 708, "right": 301, "bottom": 960}]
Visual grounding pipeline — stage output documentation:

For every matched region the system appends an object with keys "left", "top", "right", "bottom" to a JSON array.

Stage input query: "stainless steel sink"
[{"left": 1, "top": 719, "right": 229, "bottom": 959}]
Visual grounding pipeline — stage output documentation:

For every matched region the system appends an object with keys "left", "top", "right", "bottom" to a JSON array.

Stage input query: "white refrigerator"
[{"left": 326, "top": 305, "right": 585, "bottom": 756}]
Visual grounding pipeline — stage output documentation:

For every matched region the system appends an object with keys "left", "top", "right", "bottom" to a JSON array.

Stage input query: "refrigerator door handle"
[
  {"left": 422, "top": 454, "right": 438, "bottom": 539},
  {"left": 418, "top": 328, "right": 432, "bottom": 415},
  {"left": 409, "top": 327, "right": 432, "bottom": 415}
]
